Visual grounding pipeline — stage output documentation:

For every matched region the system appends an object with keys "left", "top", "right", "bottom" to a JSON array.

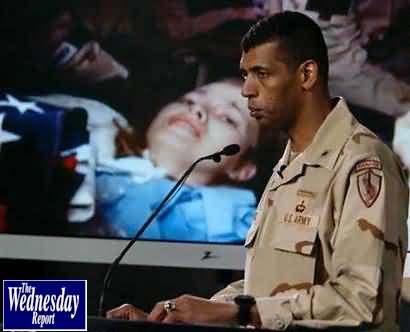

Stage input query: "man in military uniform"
[{"left": 106, "top": 11, "right": 408, "bottom": 331}]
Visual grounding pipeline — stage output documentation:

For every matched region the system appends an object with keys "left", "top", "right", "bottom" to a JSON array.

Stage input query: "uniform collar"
[
  {"left": 271, "top": 98, "right": 358, "bottom": 191},
  {"left": 284, "top": 97, "right": 358, "bottom": 170}
]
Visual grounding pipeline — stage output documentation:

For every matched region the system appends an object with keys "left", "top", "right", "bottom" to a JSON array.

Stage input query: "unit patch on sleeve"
[{"left": 355, "top": 159, "right": 383, "bottom": 208}]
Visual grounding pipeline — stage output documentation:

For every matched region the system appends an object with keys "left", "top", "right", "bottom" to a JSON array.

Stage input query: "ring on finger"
[{"left": 164, "top": 300, "right": 176, "bottom": 313}]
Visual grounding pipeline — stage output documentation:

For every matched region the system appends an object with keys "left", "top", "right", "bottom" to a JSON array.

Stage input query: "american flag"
[{"left": 0, "top": 93, "right": 90, "bottom": 235}]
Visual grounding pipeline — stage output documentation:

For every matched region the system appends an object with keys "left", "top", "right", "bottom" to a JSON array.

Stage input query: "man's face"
[
  {"left": 240, "top": 41, "right": 302, "bottom": 131},
  {"left": 31, "top": 12, "right": 73, "bottom": 60},
  {"left": 146, "top": 81, "right": 259, "bottom": 183}
]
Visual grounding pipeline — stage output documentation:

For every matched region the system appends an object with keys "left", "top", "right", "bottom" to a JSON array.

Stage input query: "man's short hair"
[{"left": 241, "top": 11, "right": 329, "bottom": 86}]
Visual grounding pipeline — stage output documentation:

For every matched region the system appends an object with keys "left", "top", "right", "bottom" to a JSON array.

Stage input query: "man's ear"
[
  {"left": 299, "top": 60, "right": 318, "bottom": 91},
  {"left": 226, "top": 160, "right": 257, "bottom": 183}
]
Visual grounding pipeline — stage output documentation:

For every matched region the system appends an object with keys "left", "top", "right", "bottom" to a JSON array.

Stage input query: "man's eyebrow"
[
  {"left": 213, "top": 99, "right": 244, "bottom": 117},
  {"left": 228, "top": 101, "right": 248, "bottom": 120},
  {"left": 249, "top": 65, "right": 270, "bottom": 72},
  {"left": 180, "top": 95, "right": 197, "bottom": 103},
  {"left": 240, "top": 65, "right": 270, "bottom": 74},
  {"left": 230, "top": 101, "right": 241, "bottom": 112}
]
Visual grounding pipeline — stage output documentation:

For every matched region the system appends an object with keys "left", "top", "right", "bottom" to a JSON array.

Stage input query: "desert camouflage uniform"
[{"left": 212, "top": 99, "right": 408, "bottom": 331}]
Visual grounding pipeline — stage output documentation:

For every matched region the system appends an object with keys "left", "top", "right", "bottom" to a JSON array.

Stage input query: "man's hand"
[
  {"left": 60, "top": 41, "right": 129, "bottom": 84},
  {"left": 147, "top": 294, "right": 238, "bottom": 325},
  {"left": 106, "top": 303, "right": 148, "bottom": 321}
]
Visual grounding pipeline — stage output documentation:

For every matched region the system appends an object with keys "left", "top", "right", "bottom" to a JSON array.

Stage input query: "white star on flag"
[
  {"left": 0, "top": 113, "right": 21, "bottom": 146},
  {"left": 0, "top": 94, "right": 44, "bottom": 114}
]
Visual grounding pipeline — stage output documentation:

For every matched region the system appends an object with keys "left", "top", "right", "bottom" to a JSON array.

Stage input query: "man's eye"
[
  {"left": 223, "top": 116, "right": 238, "bottom": 128},
  {"left": 182, "top": 98, "right": 195, "bottom": 106},
  {"left": 257, "top": 71, "right": 269, "bottom": 79}
]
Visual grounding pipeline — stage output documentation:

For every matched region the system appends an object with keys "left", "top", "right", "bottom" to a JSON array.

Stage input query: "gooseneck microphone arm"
[{"left": 98, "top": 144, "right": 240, "bottom": 316}]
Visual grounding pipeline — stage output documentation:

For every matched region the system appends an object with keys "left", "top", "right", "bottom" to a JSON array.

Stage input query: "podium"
[
  {"left": 88, "top": 316, "right": 271, "bottom": 332},
  {"left": 86, "top": 316, "right": 374, "bottom": 332},
  {"left": 0, "top": 317, "right": 379, "bottom": 331}
]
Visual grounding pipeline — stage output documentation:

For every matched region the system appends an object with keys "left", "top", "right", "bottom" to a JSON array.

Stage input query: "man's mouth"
[
  {"left": 249, "top": 106, "right": 263, "bottom": 119},
  {"left": 168, "top": 115, "right": 202, "bottom": 138}
]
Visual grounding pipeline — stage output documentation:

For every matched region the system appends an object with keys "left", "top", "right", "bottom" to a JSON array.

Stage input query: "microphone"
[
  {"left": 221, "top": 144, "right": 240, "bottom": 156},
  {"left": 97, "top": 144, "right": 241, "bottom": 316},
  {"left": 208, "top": 144, "right": 240, "bottom": 162}
]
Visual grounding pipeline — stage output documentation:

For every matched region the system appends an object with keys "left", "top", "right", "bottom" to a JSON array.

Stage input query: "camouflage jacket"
[{"left": 212, "top": 99, "right": 408, "bottom": 331}]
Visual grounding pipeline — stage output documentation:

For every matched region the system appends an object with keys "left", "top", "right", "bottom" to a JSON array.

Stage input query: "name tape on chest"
[{"left": 282, "top": 213, "right": 319, "bottom": 228}]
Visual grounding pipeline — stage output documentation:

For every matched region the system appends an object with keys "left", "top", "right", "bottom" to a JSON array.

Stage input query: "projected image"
[
  {"left": 94, "top": 79, "right": 262, "bottom": 242},
  {"left": 0, "top": 0, "right": 409, "bottom": 243}
]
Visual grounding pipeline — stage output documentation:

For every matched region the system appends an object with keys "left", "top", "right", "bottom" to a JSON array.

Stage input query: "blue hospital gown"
[{"left": 96, "top": 173, "right": 256, "bottom": 243}]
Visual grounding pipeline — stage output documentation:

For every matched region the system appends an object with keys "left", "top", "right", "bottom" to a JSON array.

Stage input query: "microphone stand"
[{"left": 97, "top": 152, "right": 223, "bottom": 316}]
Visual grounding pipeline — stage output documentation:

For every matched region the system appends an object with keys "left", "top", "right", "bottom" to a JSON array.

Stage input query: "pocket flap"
[{"left": 272, "top": 214, "right": 319, "bottom": 255}]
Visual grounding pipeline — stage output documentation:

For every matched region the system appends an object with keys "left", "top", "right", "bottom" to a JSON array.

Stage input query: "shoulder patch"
[
  {"left": 354, "top": 159, "right": 382, "bottom": 173},
  {"left": 357, "top": 169, "right": 382, "bottom": 208}
]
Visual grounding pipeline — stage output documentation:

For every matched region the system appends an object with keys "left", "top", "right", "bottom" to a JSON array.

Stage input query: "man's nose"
[
  {"left": 190, "top": 105, "right": 207, "bottom": 123},
  {"left": 241, "top": 76, "right": 258, "bottom": 98}
]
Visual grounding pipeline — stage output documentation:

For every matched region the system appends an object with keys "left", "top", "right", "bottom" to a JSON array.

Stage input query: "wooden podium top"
[
  {"left": 0, "top": 316, "right": 377, "bottom": 331},
  {"left": 86, "top": 316, "right": 373, "bottom": 332}
]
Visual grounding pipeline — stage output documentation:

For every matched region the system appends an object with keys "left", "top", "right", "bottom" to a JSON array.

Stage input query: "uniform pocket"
[{"left": 271, "top": 215, "right": 319, "bottom": 255}]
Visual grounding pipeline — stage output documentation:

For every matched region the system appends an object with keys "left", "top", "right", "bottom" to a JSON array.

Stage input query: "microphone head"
[{"left": 221, "top": 144, "right": 240, "bottom": 156}]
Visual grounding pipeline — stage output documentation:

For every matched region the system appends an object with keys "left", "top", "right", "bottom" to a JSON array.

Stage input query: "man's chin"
[{"left": 257, "top": 117, "right": 274, "bottom": 128}]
